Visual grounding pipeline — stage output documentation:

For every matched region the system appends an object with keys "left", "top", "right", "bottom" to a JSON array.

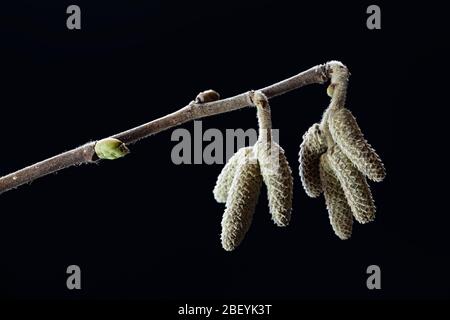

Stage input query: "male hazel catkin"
[
  {"left": 298, "top": 61, "right": 385, "bottom": 239},
  {"left": 257, "top": 140, "right": 293, "bottom": 227},
  {"left": 221, "top": 147, "right": 262, "bottom": 251},
  {"left": 319, "top": 154, "right": 353, "bottom": 240},
  {"left": 327, "top": 145, "right": 376, "bottom": 224},
  {"left": 299, "top": 123, "right": 327, "bottom": 198},
  {"left": 213, "top": 147, "right": 252, "bottom": 203},
  {"left": 214, "top": 91, "right": 293, "bottom": 250},
  {"left": 328, "top": 108, "right": 385, "bottom": 182},
  {"left": 253, "top": 91, "right": 293, "bottom": 228}
]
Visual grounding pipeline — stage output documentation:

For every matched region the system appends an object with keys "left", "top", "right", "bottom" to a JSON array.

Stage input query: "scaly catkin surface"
[
  {"left": 299, "top": 123, "right": 327, "bottom": 198},
  {"left": 221, "top": 148, "right": 262, "bottom": 251},
  {"left": 328, "top": 108, "right": 386, "bottom": 182},
  {"left": 213, "top": 147, "right": 252, "bottom": 203},
  {"left": 327, "top": 146, "right": 376, "bottom": 224},
  {"left": 319, "top": 154, "right": 353, "bottom": 240},
  {"left": 257, "top": 141, "right": 293, "bottom": 227}
]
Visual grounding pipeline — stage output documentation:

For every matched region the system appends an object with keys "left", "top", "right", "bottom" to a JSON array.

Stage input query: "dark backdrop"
[{"left": 0, "top": 0, "right": 448, "bottom": 300}]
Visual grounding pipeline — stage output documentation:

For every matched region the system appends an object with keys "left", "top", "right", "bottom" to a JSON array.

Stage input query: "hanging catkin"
[
  {"left": 327, "top": 145, "right": 375, "bottom": 224},
  {"left": 221, "top": 147, "right": 262, "bottom": 251},
  {"left": 214, "top": 91, "right": 294, "bottom": 250},
  {"left": 257, "top": 141, "right": 293, "bottom": 227},
  {"left": 319, "top": 154, "right": 353, "bottom": 240},
  {"left": 213, "top": 147, "right": 252, "bottom": 203},
  {"left": 328, "top": 108, "right": 386, "bottom": 182},
  {"left": 252, "top": 91, "right": 293, "bottom": 227},
  {"left": 299, "top": 123, "right": 327, "bottom": 198}
]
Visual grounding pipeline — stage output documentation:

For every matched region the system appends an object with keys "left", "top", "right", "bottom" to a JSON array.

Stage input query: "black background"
[{"left": 0, "top": 0, "right": 448, "bottom": 302}]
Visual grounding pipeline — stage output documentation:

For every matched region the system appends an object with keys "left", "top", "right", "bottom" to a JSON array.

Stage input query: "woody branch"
[{"left": 0, "top": 61, "right": 347, "bottom": 194}]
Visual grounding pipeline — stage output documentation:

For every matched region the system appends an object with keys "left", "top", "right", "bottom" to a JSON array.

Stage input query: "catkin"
[
  {"left": 221, "top": 148, "right": 262, "bottom": 251},
  {"left": 319, "top": 154, "right": 353, "bottom": 240},
  {"left": 299, "top": 123, "right": 327, "bottom": 198},
  {"left": 328, "top": 108, "right": 386, "bottom": 182},
  {"left": 327, "top": 146, "right": 376, "bottom": 224},
  {"left": 213, "top": 147, "right": 252, "bottom": 203},
  {"left": 256, "top": 141, "right": 293, "bottom": 227}
]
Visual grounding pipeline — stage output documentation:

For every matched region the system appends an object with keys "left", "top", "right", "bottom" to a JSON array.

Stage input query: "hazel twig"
[{"left": 0, "top": 62, "right": 333, "bottom": 194}]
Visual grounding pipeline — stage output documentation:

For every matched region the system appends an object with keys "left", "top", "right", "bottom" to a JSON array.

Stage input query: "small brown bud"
[{"left": 195, "top": 89, "right": 220, "bottom": 103}]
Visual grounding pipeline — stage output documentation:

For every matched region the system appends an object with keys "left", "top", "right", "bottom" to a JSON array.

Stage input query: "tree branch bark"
[{"left": 0, "top": 61, "right": 339, "bottom": 195}]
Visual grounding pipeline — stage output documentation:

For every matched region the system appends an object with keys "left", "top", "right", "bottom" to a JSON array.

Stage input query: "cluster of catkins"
[
  {"left": 213, "top": 91, "right": 293, "bottom": 251},
  {"left": 213, "top": 62, "right": 385, "bottom": 251},
  {"left": 298, "top": 62, "right": 385, "bottom": 239}
]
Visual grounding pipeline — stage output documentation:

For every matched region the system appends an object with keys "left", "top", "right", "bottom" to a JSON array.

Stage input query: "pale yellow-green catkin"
[
  {"left": 328, "top": 108, "right": 386, "bottom": 182},
  {"left": 213, "top": 147, "right": 252, "bottom": 203},
  {"left": 327, "top": 146, "right": 376, "bottom": 224},
  {"left": 221, "top": 148, "right": 262, "bottom": 251},
  {"left": 319, "top": 154, "right": 353, "bottom": 240},
  {"left": 299, "top": 123, "right": 327, "bottom": 198},
  {"left": 256, "top": 141, "right": 293, "bottom": 227}
]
